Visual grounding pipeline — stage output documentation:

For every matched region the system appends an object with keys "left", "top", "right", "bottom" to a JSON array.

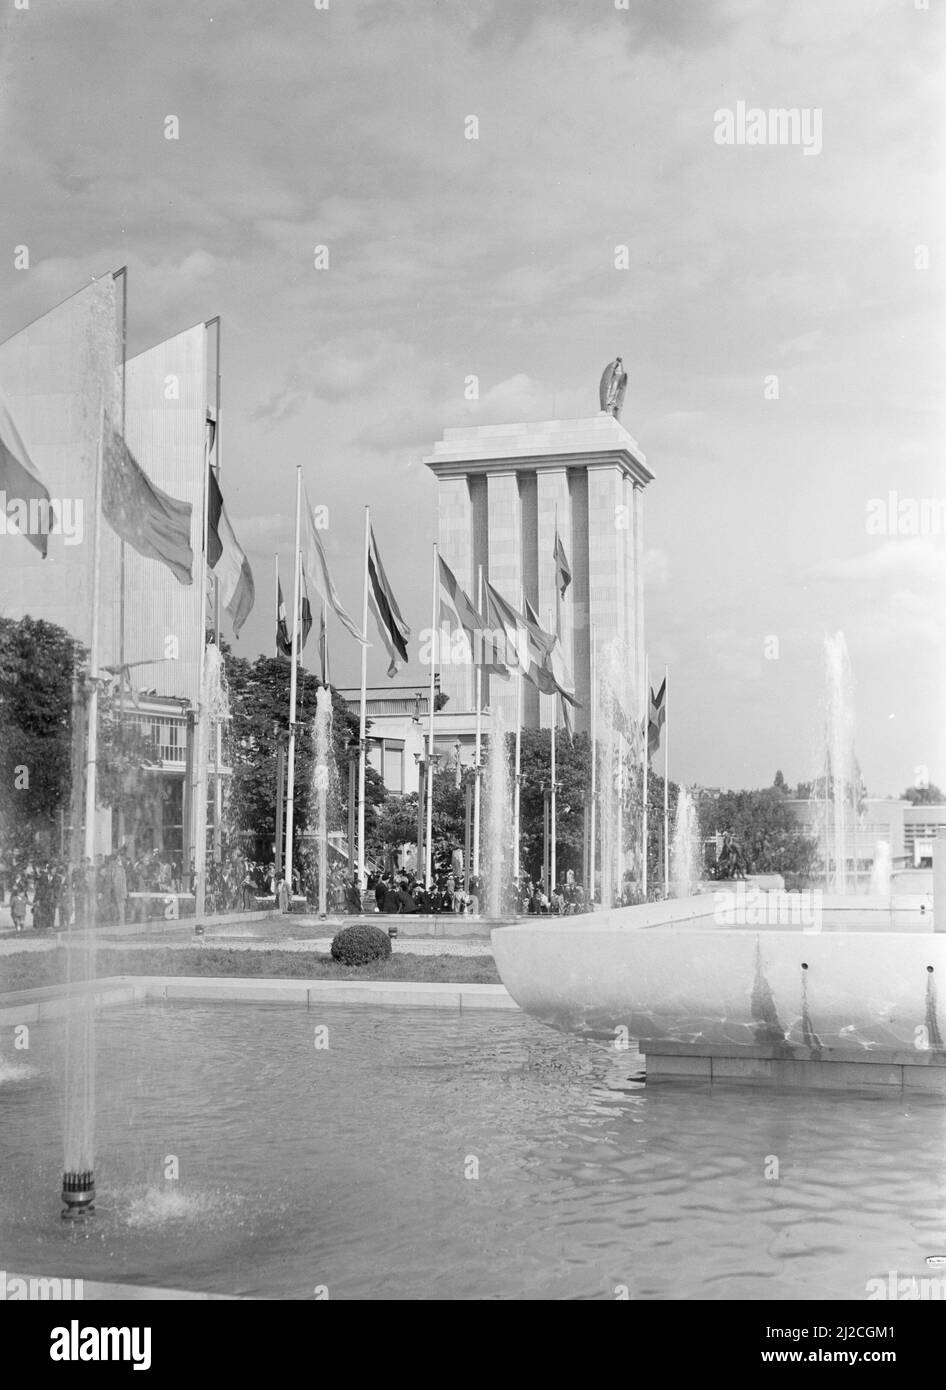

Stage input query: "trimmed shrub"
[{"left": 330, "top": 922, "right": 393, "bottom": 967}]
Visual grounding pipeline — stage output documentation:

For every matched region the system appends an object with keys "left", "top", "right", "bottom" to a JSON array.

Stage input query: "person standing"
[
  {"left": 10, "top": 881, "right": 27, "bottom": 933},
  {"left": 112, "top": 853, "right": 127, "bottom": 926}
]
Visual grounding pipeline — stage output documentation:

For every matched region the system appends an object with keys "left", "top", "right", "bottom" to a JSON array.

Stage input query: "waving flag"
[
  {"left": 276, "top": 573, "right": 312, "bottom": 661},
  {"left": 0, "top": 391, "right": 52, "bottom": 557},
  {"left": 207, "top": 468, "right": 254, "bottom": 633},
  {"left": 438, "top": 554, "right": 507, "bottom": 675},
  {"left": 104, "top": 417, "right": 193, "bottom": 585},
  {"left": 302, "top": 487, "right": 364, "bottom": 645},
  {"left": 368, "top": 523, "right": 410, "bottom": 677},
  {"left": 524, "top": 598, "right": 580, "bottom": 707},
  {"left": 553, "top": 529, "right": 572, "bottom": 599},
  {"left": 646, "top": 676, "right": 667, "bottom": 758}
]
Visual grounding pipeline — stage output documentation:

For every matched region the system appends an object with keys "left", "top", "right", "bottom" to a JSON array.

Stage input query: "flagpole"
[
  {"left": 83, "top": 398, "right": 106, "bottom": 864},
  {"left": 642, "top": 654, "right": 649, "bottom": 900},
  {"left": 425, "top": 543, "right": 438, "bottom": 889},
  {"left": 472, "top": 565, "right": 483, "bottom": 879},
  {"left": 549, "top": 608, "right": 557, "bottom": 897},
  {"left": 663, "top": 664, "right": 670, "bottom": 898},
  {"left": 274, "top": 553, "right": 279, "bottom": 659},
  {"left": 512, "top": 590, "right": 523, "bottom": 889},
  {"left": 589, "top": 625, "right": 597, "bottom": 905},
  {"left": 321, "top": 599, "right": 329, "bottom": 686},
  {"left": 611, "top": 728, "right": 619, "bottom": 900},
  {"left": 356, "top": 506, "right": 370, "bottom": 895},
  {"left": 284, "top": 466, "right": 302, "bottom": 899}
]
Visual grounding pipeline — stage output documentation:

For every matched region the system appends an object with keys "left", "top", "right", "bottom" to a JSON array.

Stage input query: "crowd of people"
[
  {"left": 367, "top": 869, "right": 480, "bottom": 915},
  {"left": 4, "top": 852, "right": 138, "bottom": 931},
  {"left": 2, "top": 844, "right": 632, "bottom": 930}
]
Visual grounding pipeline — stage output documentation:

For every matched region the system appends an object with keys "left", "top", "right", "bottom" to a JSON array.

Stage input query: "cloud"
[{"left": 805, "top": 538, "right": 946, "bottom": 584}]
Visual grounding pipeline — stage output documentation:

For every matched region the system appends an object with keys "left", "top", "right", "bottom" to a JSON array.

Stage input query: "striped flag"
[
  {"left": 276, "top": 573, "right": 312, "bottom": 661},
  {"left": 485, "top": 582, "right": 579, "bottom": 705},
  {"left": 368, "top": 524, "right": 410, "bottom": 677},
  {"left": 318, "top": 602, "right": 329, "bottom": 685},
  {"left": 553, "top": 529, "right": 572, "bottom": 599},
  {"left": 207, "top": 468, "right": 254, "bottom": 634},
  {"left": 0, "top": 391, "right": 51, "bottom": 557},
  {"left": 302, "top": 486, "right": 365, "bottom": 646},
  {"left": 103, "top": 418, "right": 193, "bottom": 585},
  {"left": 438, "top": 554, "right": 507, "bottom": 675},
  {"left": 524, "top": 598, "right": 580, "bottom": 707},
  {"left": 484, "top": 580, "right": 529, "bottom": 673},
  {"left": 646, "top": 676, "right": 666, "bottom": 758}
]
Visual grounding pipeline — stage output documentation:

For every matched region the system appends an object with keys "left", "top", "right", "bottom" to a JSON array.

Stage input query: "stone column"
[
  {"left": 486, "top": 471, "right": 522, "bottom": 727},
  {"left": 437, "top": 476, "right": 473, "bottom": 712},
  {"left": 587, "top": 463, "right": 628, "bottom": 711},
  {"left": 537, "top": 468, "right": 573, "bottom": 730},
  {"left": 633, "top": 481, "right": 645, "bottom": 717}
]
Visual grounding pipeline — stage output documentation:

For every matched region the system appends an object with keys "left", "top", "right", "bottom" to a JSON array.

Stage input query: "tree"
[
  {"left": 773, "top": 769, "right": 788, "bottom": 793},
  {"left": 222, "top": 649, "right": 385, "bottom": 867},
  {"left": 696, "top": 787, "right": 818, "bottom": 880},
  {"left": 0, "top": 615, "right": 80, "bottom": 859},
  {"left": 518, "top": 729, "right": 593, "bottom": 881},
  {"left": 901, "top": 782, "right": 945, "bottom": 806},
  {"left": 0, "top": 615, "right": 159, "bottom": 864}
]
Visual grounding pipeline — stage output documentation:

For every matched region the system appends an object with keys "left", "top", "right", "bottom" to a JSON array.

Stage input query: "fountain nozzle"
[{"left": 61, "top": 1169, "right": 95, "bottom": 1220}]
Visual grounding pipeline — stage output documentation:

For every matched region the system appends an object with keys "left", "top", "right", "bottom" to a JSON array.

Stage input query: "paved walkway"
[{"left": 0, "top": 932, "right": 493, "bottom": 958}]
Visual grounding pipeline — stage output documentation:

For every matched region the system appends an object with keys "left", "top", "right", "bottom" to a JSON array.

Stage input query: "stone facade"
[{"left": 423, "top": 416, "right": 654, "bottom": 734}]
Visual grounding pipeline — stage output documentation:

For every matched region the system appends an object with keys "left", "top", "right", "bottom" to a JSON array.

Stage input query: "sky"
[{"left": 1, "top": 0, "right": 944, "bottom": 797}]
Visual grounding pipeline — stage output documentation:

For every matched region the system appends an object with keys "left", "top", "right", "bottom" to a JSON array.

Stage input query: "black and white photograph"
[{"left": 0, "top": 0, "right": 944, "bottom": 1347}]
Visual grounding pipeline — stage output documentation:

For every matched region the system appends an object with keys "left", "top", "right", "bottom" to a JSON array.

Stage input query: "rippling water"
[{"left": 1, "top": 1003, "right": 943, "bottom": 1299}]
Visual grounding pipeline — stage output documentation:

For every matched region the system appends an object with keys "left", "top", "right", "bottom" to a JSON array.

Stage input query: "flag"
[
  {"left": 603, "top": 678, "right": 630, "bottom": 736},
  {"left": 276, "top": 574, "right": 312, "bottom": 661},
  {"left": 524, "top": 598, "right": 580, "bottom": 707},
  {"left": 0, "top": 391, "right": 52, "bottom": 557},
  {"left": 368, "top": 523, "right": 410, "bottom": 677},
  {"left": 647, "top": 676, "right": 667, "bottom": 759},
  {"left": 553, "top": 529, "right": 572, "bottom": 599},
  {"left": 438, "top": 554, "right": 507, "bottom": 675},
  {"left": 484, "top": 580, "right": 529, "bottom": 672},
  {"left": 302, "top": 488, "right": 365, "bottom": 645},
  {"left": 316, "top": 603, "right": 327, "bottom": 683},
  {"left": 103, "top": 418, "right": 193, "bottom": 585},
  {"left": 485, "top": 582, "right": 579, "bottom": 705},
  {"left": 207, "top": 468, "right": 254, "bottom": 634}
]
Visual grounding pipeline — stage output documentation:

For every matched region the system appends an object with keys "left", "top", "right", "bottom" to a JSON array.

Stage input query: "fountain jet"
[{"left": 61, "top": 1169, "right": 95, "bottom": 1221}]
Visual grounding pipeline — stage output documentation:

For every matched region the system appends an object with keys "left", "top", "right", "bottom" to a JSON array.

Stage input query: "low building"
[{"left": 337, "top": 685, "right": 483, "bottom": 795}]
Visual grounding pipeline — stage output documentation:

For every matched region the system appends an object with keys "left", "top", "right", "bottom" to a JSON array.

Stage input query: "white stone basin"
[{"left": 490, "top": 894, "right": 944, "bottom": 1055}]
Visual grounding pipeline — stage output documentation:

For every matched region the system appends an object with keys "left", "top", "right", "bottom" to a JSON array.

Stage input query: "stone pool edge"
[{"left": 0, "top": 976, "right": 517, "bottom": 1023}]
